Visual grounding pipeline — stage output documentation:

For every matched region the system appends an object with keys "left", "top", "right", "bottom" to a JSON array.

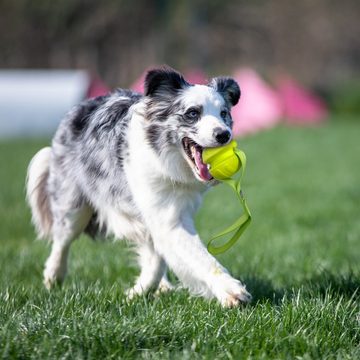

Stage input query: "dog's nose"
[{"left": 214, "top": 128, "right": 231, "bottom": 144}]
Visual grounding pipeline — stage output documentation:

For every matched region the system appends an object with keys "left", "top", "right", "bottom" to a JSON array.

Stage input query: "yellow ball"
[{"left": 202, "top": 140, "right": 242, "bottom": 180}]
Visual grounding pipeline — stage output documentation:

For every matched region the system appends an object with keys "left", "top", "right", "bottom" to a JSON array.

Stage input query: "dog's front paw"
[
  {"left": 212, "top": 273, "right": 252, "bottom": 307},
  {"left": 43, "top": 264, "right": 66, "bottom": 290}
]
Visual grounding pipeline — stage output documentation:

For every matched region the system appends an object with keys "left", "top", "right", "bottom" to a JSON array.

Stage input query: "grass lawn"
[{"left": 0, "top": 119, "right": 359, "bottom": 359}]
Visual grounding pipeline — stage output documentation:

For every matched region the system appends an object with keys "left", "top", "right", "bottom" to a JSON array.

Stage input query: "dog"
[{"left": 26, "top": 67, "right": 251, "bottom": 307}]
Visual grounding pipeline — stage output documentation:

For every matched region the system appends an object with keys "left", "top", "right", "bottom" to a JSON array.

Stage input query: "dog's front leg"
[
  {"left": 148, "top": 213, "right": 251, "bottom": 307},
  {"left": 126, "top": 165, "right": 251, "bottom": 306}
]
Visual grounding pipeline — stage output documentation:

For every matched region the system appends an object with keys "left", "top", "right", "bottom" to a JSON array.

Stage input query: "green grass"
[{"left": 0, "top": 120, "right": 359, "bottom": 359}]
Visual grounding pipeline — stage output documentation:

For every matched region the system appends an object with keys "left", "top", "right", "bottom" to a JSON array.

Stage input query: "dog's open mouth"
[{"left": 182, "top": 137, "right": 213, "bottom": 182}]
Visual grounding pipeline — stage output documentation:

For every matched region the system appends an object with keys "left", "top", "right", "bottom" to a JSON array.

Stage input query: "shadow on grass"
[
  {"left": 242, "top": 275, "right": 285, "bottom": 304},
  {"left": 242, "top": 270, "right": 360, "bottom": 305}
]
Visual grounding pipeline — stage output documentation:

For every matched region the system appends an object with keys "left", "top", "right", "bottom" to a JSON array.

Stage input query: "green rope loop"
[{"left": 206, "top": 149, "right": 252, "bottom": 255}]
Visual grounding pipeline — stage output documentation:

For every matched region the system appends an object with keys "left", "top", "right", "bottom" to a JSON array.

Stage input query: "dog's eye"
[
  {"left": 220, "top": 110, "right": 228, "bottom": 119},
  {"left": 185, "top": 108, "right": 200, "bottom": 121}
]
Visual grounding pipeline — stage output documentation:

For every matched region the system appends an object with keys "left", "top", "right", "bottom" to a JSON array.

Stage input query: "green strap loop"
[{"left": 207, "top": 150, "right": 252, "bottom": 255}]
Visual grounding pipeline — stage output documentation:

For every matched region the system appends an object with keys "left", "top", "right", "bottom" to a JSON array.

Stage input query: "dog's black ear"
[
  {"left": 144, "top": 67, "right": 190, "bottom": 97},
  {"left": 209, "top": 77, "right": 241, "bottom": 106}
]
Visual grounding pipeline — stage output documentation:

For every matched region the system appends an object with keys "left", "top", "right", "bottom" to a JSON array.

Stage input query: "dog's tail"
[{"left": 26, "top": 147, "right": 53, "bottom": 239}]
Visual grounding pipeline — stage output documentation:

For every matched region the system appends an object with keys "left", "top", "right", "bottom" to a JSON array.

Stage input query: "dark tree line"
[{"left": 0, "top": 0, "right": 359, "bottom": 89}]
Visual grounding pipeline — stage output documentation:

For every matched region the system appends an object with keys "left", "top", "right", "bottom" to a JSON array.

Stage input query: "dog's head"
[{"left": 144, "top": 67, "right": 240, "bottom": 183}]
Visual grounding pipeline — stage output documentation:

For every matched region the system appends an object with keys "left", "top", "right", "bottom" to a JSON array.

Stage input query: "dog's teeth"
[{"left": 207, "top": 164, "right": 210, "bottom": 170}]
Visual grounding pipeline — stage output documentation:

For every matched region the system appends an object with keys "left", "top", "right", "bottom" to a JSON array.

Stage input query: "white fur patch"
[
  {"left": 26, "top": 147, "right": 52, "bottom": 239},
  {"left": 182, "top": 85, "right": 232, "bottom": 147}
]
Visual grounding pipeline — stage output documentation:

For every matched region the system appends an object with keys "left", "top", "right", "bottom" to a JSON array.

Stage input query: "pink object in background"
[
  {"left": 129, "top": 67, "right": 328, "bottom": 136},
  {"left": 184, "top": 69, "right": 207, "bottom": 85},
  {"left": 87, "top": 76, "right": 110, "bottom": 98},
  {"left": 276, "top": 76, "right": 328, "bottom": 124},
  {"left": 231, "top": 68, "right": 283, "bottom": 137},
  {"left": 130, "top": 70, "right": 147, "bottom": 93}
]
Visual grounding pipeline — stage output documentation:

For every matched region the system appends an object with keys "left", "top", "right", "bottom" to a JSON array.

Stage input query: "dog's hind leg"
[
  {"left": 44, "top": 199, "right": 92, "bottom": 289},
  {"left": 126, "top": 241, "right": 167, "bottom": 299}
]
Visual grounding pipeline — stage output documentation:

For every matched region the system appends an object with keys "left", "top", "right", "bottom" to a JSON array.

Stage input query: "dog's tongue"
[{"left": 194, "top": 147, "right": 212, "bottom": 181}]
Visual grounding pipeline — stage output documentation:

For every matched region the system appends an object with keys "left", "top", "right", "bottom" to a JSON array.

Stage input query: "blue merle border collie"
[{"left": 26, "top": 67, "right": 251, "bottom": 307}]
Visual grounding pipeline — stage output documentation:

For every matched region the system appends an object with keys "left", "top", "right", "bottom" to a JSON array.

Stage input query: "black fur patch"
[
  {"left": 146, "top": 98, "right": 184, "bottom": 122},
  {"left": 70, "top": 96, "right": 109, "bottom": 137},
  {"left": 86, "top": 160, "right": 108, "bottom": 179},
  {"left": 146, "top": 123, "right": 163, "bottom": 153},
  {"left": 146, "top": 123, "right": 179, "bottom": 154},
  {"left": 210, "top": 77, "right": 241, "bottom": 106},
  {"left": 92, "top": 95, "right": 141, "bottom": 135},
  {"left": 144, "top": 67, "right": 190, "bottom": 98},
  {"left": 115, "top": 134, "right": 127, "bottom": 168},
  {"left": 84, "top": 213, "right": 107, "bottom": 240}
]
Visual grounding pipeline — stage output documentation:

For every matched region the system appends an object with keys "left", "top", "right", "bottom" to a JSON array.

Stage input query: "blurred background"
[{"left": 0, "top": 0, "right": 359, "bottom": 136}]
